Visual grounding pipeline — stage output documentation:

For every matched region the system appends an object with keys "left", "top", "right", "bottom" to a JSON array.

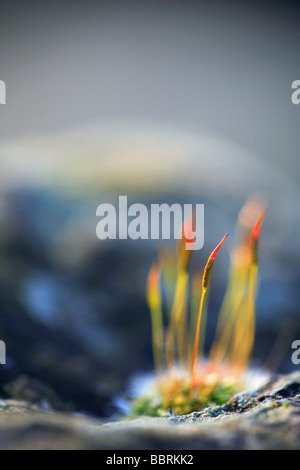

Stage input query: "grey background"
[{"left": 0, "top": 0, "right": 299, "bottom": 184}]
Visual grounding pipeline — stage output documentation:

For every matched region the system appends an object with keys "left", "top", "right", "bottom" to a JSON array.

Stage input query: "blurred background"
[{"left": 0, "top": 0, "right": 299, "bottom": 417}]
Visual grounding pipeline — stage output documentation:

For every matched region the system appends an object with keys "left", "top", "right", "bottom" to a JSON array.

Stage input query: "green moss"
[
  {"left": 130, "top": 380, "right": 238, "bottom": 417},
  {"left": 269, "top": 402, "right": 279, "bottom": 409}
]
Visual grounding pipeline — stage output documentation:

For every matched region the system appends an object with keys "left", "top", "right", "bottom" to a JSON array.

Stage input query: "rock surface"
[{"left": 0, "top": 372, "right": 299, "bottom": 450}]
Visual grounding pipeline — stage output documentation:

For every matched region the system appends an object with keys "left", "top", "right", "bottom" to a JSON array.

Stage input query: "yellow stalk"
[
  {"left": 237, "top": 262, "right": 258, "bottom": 370},
  {"left": 165, "top": 269, "right": 189, "bottom": 370},
  {"left": 230, "top": 210, "right": 265, "bottom": 371},
  {"left": 189, "top": 288, "right": 207, "bottom": 392},
  {"left": 210, "top": 263, "right": 249, "bottom": 364},
  {"left": 147, "top": 263, "right": 164, "bottom": 373},
  {"left": 190, "top": 272, "right": 209, "bottom": 362}
]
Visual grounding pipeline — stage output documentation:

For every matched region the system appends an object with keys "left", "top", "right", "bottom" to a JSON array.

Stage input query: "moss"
[
  {"left": 130, "top": 375, "right": 240, "bottom": 417},
  {"left": 138, "top": 201, "right": 267, "bottom": 419},
  {"left": 269, "top": 402, "right": 279, "bottom": 409}
]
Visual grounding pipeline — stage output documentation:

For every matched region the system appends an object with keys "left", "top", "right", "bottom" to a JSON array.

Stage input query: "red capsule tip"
[
  {"left": 147, "top": 263, "right": 161, "bottom": 291},
  {"left": 210, "top": 233, "right": 229, "bottom": 260},
  {"left": 251, "top": 212, "right": 265, "bottom": 241}
]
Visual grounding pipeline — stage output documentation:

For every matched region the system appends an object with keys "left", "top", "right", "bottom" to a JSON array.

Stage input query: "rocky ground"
[{"left": 0, "top": 372, "right": 299, "bottom": 450}]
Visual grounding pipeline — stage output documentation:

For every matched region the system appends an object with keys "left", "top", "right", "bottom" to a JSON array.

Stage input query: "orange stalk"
[{"left": 189, "top": 233, "right": 229, "bottom": 393}]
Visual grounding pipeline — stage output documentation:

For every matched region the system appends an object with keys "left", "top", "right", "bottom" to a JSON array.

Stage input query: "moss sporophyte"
[{"left": 131, "top": 198, "right": 267, "bottom": 417}]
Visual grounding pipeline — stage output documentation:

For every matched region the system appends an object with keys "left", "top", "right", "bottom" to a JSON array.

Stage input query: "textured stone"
[{"left": 0, "top": 372, "right": 299, "bottom": 450}]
